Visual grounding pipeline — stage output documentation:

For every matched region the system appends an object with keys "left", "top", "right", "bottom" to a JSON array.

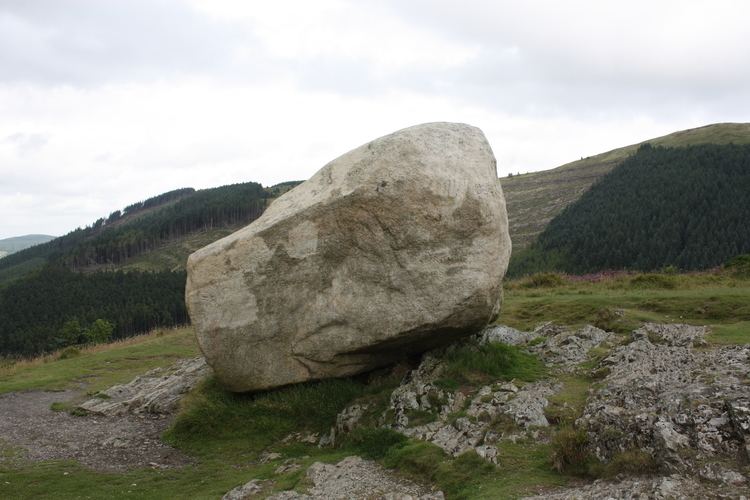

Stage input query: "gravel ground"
[{"left": 0, "top": 390, "right": 191, "bottom": 471}]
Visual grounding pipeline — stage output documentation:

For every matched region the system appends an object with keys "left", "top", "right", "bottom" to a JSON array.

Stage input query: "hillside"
[
  {"left": 502, "top": 123, "right": 750, "bottom": 249},
  {"left": 0, "top": 234, "right": 56, "bottom": 259},
  {"left": 509, "top": 143, "right": 750, "bottom": 276},
  {"left": 0, "top": 181, "right": 301, "bottom": 357}
]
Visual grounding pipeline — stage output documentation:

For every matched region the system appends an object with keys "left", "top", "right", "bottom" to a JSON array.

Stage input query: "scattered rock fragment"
[
  {"left": 267, "top": 456, "right": 443, "bottom": 499},
  {"left": 522, "top": 474, "right": 745, "bottom": 500},
  {"left": 77, "top": 357, "right": 210, "bottom": 416},
  {"left": 223, "top": 479, "right": 266, "bottom": 500},
  {"left": 476, "top": 325, "right": 539, "bottom": 346}
]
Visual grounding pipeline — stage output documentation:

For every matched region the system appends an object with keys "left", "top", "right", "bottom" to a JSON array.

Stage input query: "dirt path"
[{"left": 0, "top": 390, "right": 191, "bottom": 471}]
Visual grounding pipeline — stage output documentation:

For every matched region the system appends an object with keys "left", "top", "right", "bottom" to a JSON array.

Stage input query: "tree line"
[{"left": 509, "top": 143, "right": 750, "bottom": 276}]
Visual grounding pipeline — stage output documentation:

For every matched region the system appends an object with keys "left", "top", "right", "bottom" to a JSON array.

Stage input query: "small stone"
[{"left": 223, "top": 479, "right": 265, "bottom": 500}]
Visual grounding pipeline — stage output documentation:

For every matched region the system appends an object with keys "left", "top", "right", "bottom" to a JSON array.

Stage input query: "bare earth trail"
[{"left": 0, "top": 390, "right": 191, "bottom": 471}]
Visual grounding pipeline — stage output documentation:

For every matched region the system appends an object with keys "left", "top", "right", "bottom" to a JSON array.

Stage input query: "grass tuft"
[
  {"left": 339, "top": 427, "right": 407, "bottom": 460},
  {"left": 551, "top": 427, "right": 591, "bottom": 476},
  {"left": 435, "top": 343, "right": 546, "bottom": 390}
]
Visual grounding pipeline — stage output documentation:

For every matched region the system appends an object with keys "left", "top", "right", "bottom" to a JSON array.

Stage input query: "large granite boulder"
[{"left": 186, "top": 122, "right": 511, "bottom": 392}]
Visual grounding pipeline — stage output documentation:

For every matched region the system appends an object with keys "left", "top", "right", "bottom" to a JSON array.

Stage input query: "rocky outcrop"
[
  {"left": 578, "top": 326, "right": 750, "bottom": 477},
  {"left": 329, "top": 323, "right": 616, "bottom": 463},
  {"left": 263, "top": 456, "right": 443, "bottom": 499},
  {"left": 476, "top": 325, "right": 539, "bottom": 346},
  {"left": 477, "top": 323, "right": 614, "bottom": 368},
  {"left": 186, "top": 122, "right": 511, "bottom": 392},
  {"left": 78, "top": 357, "right": 210, "bottom": 416},
  {"left": 633, "top": 322, "right": 708, "bottom": 347},
  {"left": 395, "top": 379, "right": 558, "bottom": 462},
  {"left": 522, "top": 474, "right": 746, "bottom": 500},
  {"left": 526, "top": 323, "right": 612, "bottom": 369}
]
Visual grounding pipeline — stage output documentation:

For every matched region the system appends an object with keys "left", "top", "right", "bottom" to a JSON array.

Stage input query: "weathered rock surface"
[
  {"left": 578, "top": 326, "right": 750, "bottom": 476},
  {"left": 477, "top": 323, "right": 614, "bottom": 368},
  {"left": 265, "top": 456, "right": 444, "bottom": 500},
  {"left": 634, "top": 321, "right": 708, "bottom": 347},
  {"left": 522, "top": 474, "right": 747, "bottom": 500},
  {"left": 78, "top": 357, "right": 210, "bottom": 416},
  {"left": 476, "top": 324, "right": 539, "bottom": 346},
  {"left": 186, "top": 122, "right": 511, "bottom": 392},
  {"left": 223, "top": 479, "right": 265, "bottom": 500},
  {"left": 526, "top": 323, "right": 612, "bottom": 369}
]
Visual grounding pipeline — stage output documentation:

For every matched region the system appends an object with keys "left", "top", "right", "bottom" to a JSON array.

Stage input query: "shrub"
[
  {"left": 520, "top": 273, "right": 566, "bottom": 289},
  {"left": 725, "top": 254, "right": 750, "bottom": 278},
  {"left": 605, "top": 449, "right": 659, "bottom": 476},
  {"left": 629, "top": 273, "right": 677, "bottom": 289},
  {"left": 57, "top": 346, "right": 80, "bottom": 360},
  {"left": 551, "top": 427, "right": 591, "bottom": 475},
  {"left": 340, "top": 427, "right": 407, "bottom": 459},
  {"left": 383, "top": 443, "right": 495, "bottom": 498},
  {"left": 86, "top": 319, "right": 114, "bottom": 344},
  {"left": 593, "top": 308, "right": 627, "bottom": 333}
]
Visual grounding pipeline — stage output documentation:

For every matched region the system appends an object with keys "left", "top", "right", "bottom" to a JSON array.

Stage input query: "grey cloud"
[
  {"left": 0, "top": 0, "right": 270, "bottom": 85},
  {"left": 374, "top": 0, "right": 750, "bottom": 118}
]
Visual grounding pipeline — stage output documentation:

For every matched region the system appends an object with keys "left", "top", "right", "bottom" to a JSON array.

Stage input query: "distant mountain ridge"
[
  {"left": 501, "top": 123, "right": 750, "bottom": 250},
  {"left": 0, "top": 234, "right": 55, "bottom": 258}
]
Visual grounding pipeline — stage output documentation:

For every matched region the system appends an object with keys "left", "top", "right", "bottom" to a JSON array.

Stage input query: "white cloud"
[{"left": 0, "top": 0, "right": 748, "bottom": 238}]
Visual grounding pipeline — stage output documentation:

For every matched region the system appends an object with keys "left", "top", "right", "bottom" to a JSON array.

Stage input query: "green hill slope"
[
  {"left": 509, "top": 143, "right": 750, "bottom": 276},
  {"left": 502, "top": 123, "right": 750, "bottom": 249},
  {"left": 0, "top": 234, "right": 56, "bottom": 258}
]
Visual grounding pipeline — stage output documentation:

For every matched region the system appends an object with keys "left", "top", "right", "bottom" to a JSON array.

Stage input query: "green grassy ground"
[
  {"left": 1, "top": 269, "right": 749, "bottom": 499},
  {"left": 501, "top": 270, "right": 750, "bottom": 344},
  {"left": 0, "top": 327, "right": 197, "bottom": 395}
]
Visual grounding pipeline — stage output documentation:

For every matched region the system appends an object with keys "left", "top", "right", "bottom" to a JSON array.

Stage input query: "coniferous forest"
[
  {"left": 0, "top": 181, "right": 288, "bottom": 357},
  {"left": 509, "top": 143, "right": 750, "bottom": 276},
  {"left": 0, "top": 267, "right": 187, "bottom": 355}
]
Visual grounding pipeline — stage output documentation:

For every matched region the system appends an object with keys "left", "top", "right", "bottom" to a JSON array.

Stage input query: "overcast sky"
[{"left": 1, "top": 0, "right": 749, "bottom": 238}]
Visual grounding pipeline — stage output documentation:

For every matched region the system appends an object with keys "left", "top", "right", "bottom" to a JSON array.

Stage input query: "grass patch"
[
  {"left": 709, "top": 321, "right": 750, "bottom": 344},
  {"left": 49, "top": 401, "right": 71, "bottom": 412},
  {"left": 434, "top": 343, "right": 546, "bottom": 391},
  {"left": 601, "top": 449, "right": 659, "bottom": 477},
  {"left": 0, "top": 327, "right": 197, "bottom": 394},
  {"left": 544, "top": 375, "right": 592, "bottom": 426},
  {"left": 517, "top": 273, "right": 566, "bottom": 289},
  {"left": 165, "top": 369, "right": 401, "bottom": 459},
  {"left": 382, "top": 442, "right": 496, "bottom": 499},
  {"left": 340, "top": 427, "right": 408, "bottom": 460},
  {"left": 502, "top": 271, "right": 750, "bottom": 344},
  {"left": 629, "top": 273, "right": 677, "bottom": 289}
]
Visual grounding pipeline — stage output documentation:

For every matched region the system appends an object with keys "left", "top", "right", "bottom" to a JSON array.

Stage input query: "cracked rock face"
[
  {"left": 578, "top": 326, "right": 750, "bottom": 474},
  {"left": 186, "top": 122, "right": 511, "bottom": 392}
]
